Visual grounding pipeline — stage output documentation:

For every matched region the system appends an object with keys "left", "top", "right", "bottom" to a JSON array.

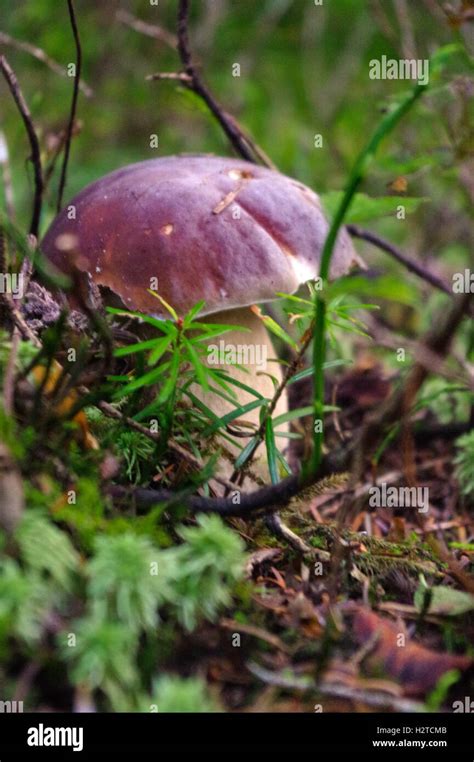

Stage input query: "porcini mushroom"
[{"left": 41, "top": 155, "right": 361, "bottom": 477}]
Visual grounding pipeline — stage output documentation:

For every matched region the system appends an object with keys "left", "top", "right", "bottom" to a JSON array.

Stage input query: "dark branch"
[
  {"left": 108, "top": 474, "right": 303, "bottom": 518},
  {"left": 0, "top": 55, "right": 43, "bottom": 238},
  {"left": 56, "top": 0, "right": 81, "bottom": 212},
  {"left": 347, "top": 224, "right": 452, "bottom": 296},
  {"left": 170, "top": 0, "right": 267, "bottom": 165}
]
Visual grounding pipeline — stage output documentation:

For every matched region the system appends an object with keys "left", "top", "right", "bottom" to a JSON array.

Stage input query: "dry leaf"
[{"left": 353, "top": 608, "right": 472, "bottom": 695}]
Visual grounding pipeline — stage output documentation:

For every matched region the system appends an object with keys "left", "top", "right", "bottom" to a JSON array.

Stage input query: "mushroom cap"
[{"left": 41, "top": 155, "right": 360, "bottom": 317}]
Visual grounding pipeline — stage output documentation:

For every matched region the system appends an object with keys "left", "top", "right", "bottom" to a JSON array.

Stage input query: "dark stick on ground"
[
  {"left": 0, "top": 55, "right": 43, "bottom": 238},
  {"left": 56, "top": 0, "right": 81, "bottom": 212}
]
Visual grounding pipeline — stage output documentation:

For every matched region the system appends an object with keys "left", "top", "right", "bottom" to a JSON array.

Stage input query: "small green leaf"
[
  {"left": 321, "top": 191, "right": 427, "bottom": 224},
  {"left": 288, "top": 360, "right": 351, "bottom": 385},
  {"left": 275, "top": 445, "right": 292, "bottom": 476},
  {"left": 148, "top": 335, "right": 174, "bottom": 366},
  {"left": 212, "top": 370, "right": 266, "bottom": 400},
  {"left": 257, "top": 314, "right": 298, "bottom": 349},
  {"left": 106, "top": 307, "right": 175, "bottom": 333},
  {"left": 202, "top": 398, "right": 266, "bottom": 437},
  {"left": 147, "top": 290, "right": 179, "bottom": 321},
  {"left": 182, "top": 300, "right": 206, "bottom": 327},
  {"left": 182, "top": 337, "right": 209, "bottom": 391},
  {"left": 415, "top": 580, "right": 474, "bottom": 616},
  {"left": 265, "top": 417, "right": 279, "bottom": 484},
  {"left": 114, "top": 337, "right": 164, "bottom": 358},
  {"left": 118, "top": 360, "right": 171, "bottom": 395},
  {"left": 157, "top": 350, "right": 181, "bottom": 404},
  {"left": 234, "top": 437, "right": 259, "bottom": 469}
]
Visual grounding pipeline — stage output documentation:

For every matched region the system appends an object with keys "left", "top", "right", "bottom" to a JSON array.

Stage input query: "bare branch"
[
  {"left": 0, "top": 55, "right": 43, "bottom": 237},
  {"left": 56, "top": 0, "right": 81, "bottom": 212},
  {"left": 347, "top": 224, "right": 452, "bottom": 296},
  {"left": 116, "top": 9, "right": 177, "bottom": 50},
  {"left": 175, "top": 0, "right": 265, "bottom": 164},
  {"left": 107, "top": 472, "right": 302, "bottom": 518},
  {"left": 0, "top": 30, "right": 93, "bottom": 97},
  {"left": 146, "top": 0, "right": 273, "bottom": 166},
  {"left": 146, "top": 71, "right": 192, "bottom": 83}
]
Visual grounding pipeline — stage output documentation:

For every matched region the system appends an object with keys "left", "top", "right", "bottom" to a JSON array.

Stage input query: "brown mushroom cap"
[{"left": 41, "top": 155, "right": 360, "bottom": 317}]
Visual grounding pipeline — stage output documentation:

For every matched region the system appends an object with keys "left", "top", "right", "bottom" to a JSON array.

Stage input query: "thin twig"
[
  {"left": 0, "top": 55, "right": 43, "bottom": 237},
  {"left": 393, "top": 0, "right": 417, "bottom": 59},
  {"left": 116, "top": 9, "right": 177, "bottom": 50},
  {"left": 146, "top": 71, "right": 191, "bottom": 83},
  {"left": 265, "top": 511, "right": 312, "bottom": 553},
  {"left": 347, "top": 224, "right": 452, "bottom": 296},
  {"left": 247, "top": 662, "right": 424, "bottom": 712},
  {"left": 219, "top": 618, "right": 290, "bottom": 653},
  {"left": 150, "top": 0, "right": 271, "bottom": 166},
  {"left": 96, "top": 400, "right": 239, "bottom": 494},
  {"left": 56, "top": 0, "right": 81, "bottom": 212},
  {"left": 0, "top": 30, "right": 93, "bottom": 97}
]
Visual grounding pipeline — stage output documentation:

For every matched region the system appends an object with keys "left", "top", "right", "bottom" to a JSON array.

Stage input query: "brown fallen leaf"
[{"left": 353, "top": 608, "right": 472, "bottom": 696}]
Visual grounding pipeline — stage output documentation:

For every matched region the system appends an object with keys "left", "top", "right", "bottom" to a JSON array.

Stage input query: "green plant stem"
[
  {"left": 306, "top": 82, "right": 428, "bottom": 479},
  {"left": 308, "top": 44, "right": 466, "bottom": 479}
]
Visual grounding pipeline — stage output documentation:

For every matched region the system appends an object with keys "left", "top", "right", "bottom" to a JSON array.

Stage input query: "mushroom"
[{"left": 41, "top": 155, "right": 361, "bottom": 478}]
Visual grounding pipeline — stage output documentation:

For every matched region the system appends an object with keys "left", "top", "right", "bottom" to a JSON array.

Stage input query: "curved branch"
[
  {"left": 347, "top": 224, "right": 452, "bottom": 295},
  {"left": 56, "top": 0, "right": 81, "bottom": 212},
  {"left": 0, "top": 55, "right": 43, "bottom": 238},
  {"left": 170, "top": 0, "right": 270, "bottom": 165}
]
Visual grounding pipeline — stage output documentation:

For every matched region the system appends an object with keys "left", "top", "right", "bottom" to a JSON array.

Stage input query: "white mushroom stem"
[{"left": 190, "top": 306, "right": 288, "bottom": 483}]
